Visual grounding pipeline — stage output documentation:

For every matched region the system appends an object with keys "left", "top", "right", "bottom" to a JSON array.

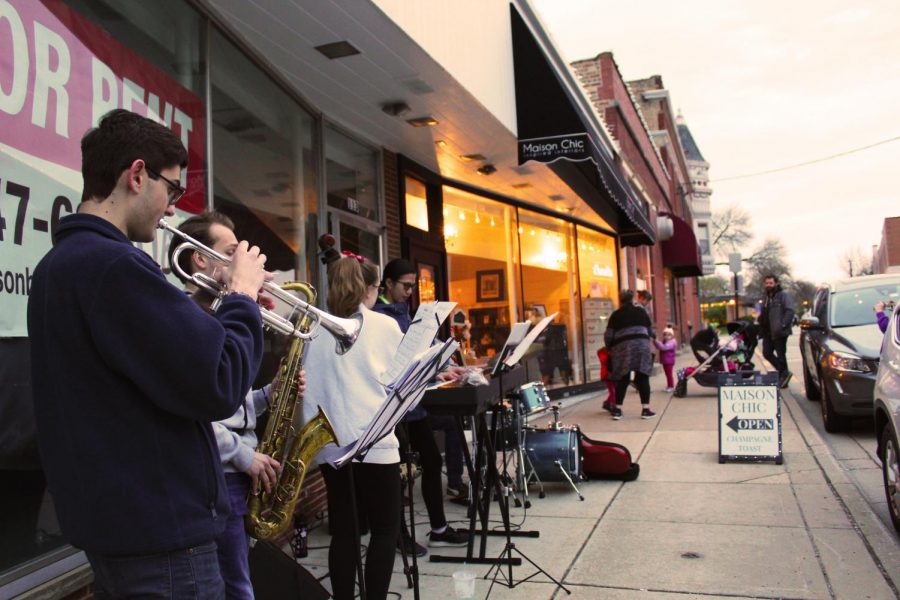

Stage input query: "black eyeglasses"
[
  {"left": 398, "top": 281, "right": 416, "bottom": 291},
  {"left": 146, "top": 167, "right": 187, "bottom": 206}
]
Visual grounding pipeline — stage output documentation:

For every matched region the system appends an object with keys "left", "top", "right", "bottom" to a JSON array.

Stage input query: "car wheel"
[
  {"left": 803, "top": 364, "right": 820, "bottom": 401},
  {"left": 880, "top": 425, "right": 900, "bottom": 534},
  {"left": 820, "top": 375, "right": 850, "bottom": 433}
]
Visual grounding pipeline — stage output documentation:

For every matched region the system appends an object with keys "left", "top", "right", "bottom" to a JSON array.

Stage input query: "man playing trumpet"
[{"left": 28, "top": 109, "right": 268, "bottom": 598}]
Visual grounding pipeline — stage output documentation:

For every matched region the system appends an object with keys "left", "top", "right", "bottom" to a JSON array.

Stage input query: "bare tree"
[
  {"left": 744, "top": 238, "right": 792, "bottom": 300},
  {"left": 790, "top": 279, "right": 818, "bottom": 315},
  {"left": 710, "top": 204, "right": 753, "bottom": 258},
  {"left": 699, "top": 275, "right": 730, "bottom": 300},
  {"left": 839, "top": 245, "right": 874, "bottom": 277}
]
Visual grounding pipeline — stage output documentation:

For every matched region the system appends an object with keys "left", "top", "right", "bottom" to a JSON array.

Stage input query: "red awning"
[{"left": 660, "top": 212, "right": 702, "bottom": 277}]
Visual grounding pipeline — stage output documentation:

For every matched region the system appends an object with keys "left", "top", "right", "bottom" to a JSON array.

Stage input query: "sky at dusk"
[{"left": 532, "top": 0, "right": 899, "bottom": 284}]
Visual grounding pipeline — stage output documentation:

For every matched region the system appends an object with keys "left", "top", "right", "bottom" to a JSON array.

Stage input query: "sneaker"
[
  {"left": 602, "top": 400, "right": 614, "bottom": 412},
  {"left": 428, "top": 526, "right": 468, "bottom": 547},
  {"left": 611, "top": 408, "right": 623, "bottom": 420},
  {"left": 664, "top": 387, "right": 674, "bottom": 393},
  {"left": 641, "top": 408, "right": 656, "bottom": 419},
  {"left": 779, "top": 372, "right": 793, "bottom": 389},
  {"left": 397, "top": 537, "right": 428, "bottom": 557}
]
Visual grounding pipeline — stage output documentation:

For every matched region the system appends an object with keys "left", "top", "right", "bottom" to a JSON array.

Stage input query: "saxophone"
[{"left": 246, "top": 282, "right": 339, "bottom": 540}]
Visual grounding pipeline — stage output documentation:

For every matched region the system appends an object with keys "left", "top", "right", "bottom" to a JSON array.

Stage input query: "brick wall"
[{"left": 383, "top": 149, "right": 402, "bottom": 261}]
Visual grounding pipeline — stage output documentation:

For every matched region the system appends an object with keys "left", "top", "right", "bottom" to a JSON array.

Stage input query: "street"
[{"left": 781, "top": 330, "right": 895, "bottom": 533}]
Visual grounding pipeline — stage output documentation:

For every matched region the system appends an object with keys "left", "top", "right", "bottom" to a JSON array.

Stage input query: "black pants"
[
  {"left": 615, "top": 372, "right": 651, "bottom": 406},
  {"left": 399, "top": 418, "right": 447, "bottom": 530},
  {"left": 762, "top": 336, "right": 789, "bottom": 376},
  {"left": 321, "top": 463, "right": 400, "bottom": 600}
]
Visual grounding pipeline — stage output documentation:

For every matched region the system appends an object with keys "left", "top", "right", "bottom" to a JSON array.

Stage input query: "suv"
[
  {"left": 799, "top": 273, "right": 900, "bottom": 432},
  {"left": 874, "top": 305, "right": 900, "bottom": 533}
]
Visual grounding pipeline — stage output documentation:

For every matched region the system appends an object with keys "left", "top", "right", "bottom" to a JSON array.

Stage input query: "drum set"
[{"left": 490, "top": 381, "right": 585, "bottom": 502}]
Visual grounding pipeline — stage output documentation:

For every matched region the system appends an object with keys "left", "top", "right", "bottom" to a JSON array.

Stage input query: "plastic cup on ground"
[{"left": 452, "top": 570, "right": 476, "bottom": 599}]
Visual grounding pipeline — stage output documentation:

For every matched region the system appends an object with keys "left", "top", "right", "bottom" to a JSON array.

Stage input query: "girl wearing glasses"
[{"left": 372, "top": 259, "right": 469, "bottom": 552}]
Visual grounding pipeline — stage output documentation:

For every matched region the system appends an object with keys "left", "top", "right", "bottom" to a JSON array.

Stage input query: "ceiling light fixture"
[
  {"left": 406, "top": 116, "right": 439, "bottom": 127},
  {"left": 476, "top": 164, "right": 497, "bottom": 176},
  {"left": 314, "top": 41, "right": 361, "bottom": 60},
  {"left": 381, "top": 101, "right": 411, "bottom": 117},
  {"left": 459, "top": 153, "right": 486, "bottom": 162}
]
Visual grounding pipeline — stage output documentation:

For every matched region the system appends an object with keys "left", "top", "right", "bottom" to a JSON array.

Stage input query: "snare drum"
[
  {"left": 517, "top": 381, "right": 549, "bottom": 415},
  {"left": 524, "top": 427, "right": 581, "bottom": 482}
]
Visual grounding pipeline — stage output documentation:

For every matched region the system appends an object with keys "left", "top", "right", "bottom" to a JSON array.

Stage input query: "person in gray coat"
[
  {"left": 604, "top": 290, "right": 656, "bottom": 420},
  {"left": 758, "top": 274, "right": 795, "bottom": 388}
]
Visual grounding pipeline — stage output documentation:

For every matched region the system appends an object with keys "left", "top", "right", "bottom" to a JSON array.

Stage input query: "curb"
[{"left": 780, "top": 387, "right": 900, "bottom": 594}]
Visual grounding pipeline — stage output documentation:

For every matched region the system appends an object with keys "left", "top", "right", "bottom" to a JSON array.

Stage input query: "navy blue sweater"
[{"left": 27, "top": 214, "right": 264, "bottom": 555}]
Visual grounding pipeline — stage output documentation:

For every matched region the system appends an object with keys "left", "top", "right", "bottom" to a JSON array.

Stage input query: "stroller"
[{"left": 673, "top": 321, "right": 759, "bottom": 397}]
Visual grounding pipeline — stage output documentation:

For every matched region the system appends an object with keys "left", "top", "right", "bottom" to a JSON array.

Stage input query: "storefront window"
[
  {"left": 443, "top": 187, "right": 519, "bottom": 367},
  {"left": 325, "top": 125, "right": 379, "bottom": 222},
  {"left": 576, "top": 226, "right": 619, "bottom": 382},
  {"left": 210, "top": 29, "right": 317, "bottom": 285},
  {"left": 404, "top": 176, "right": 429, "bottom": 232},
  {"left": 0, "top": 0, "right": 205, "bottom": 585},
  {"left": 518, "top": 209, "right": 580, "bottom": 389}
]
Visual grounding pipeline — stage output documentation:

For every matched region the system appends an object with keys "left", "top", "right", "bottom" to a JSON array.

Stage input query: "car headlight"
[{"left": 828, "top": 351, "right": 872, "bottom": 373}]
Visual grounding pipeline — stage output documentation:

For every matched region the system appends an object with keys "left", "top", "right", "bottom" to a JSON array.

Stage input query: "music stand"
[
  {"left": 319, "top": 339, "right": 460, "bottom": 600},
  {"left": 483, "top": 333, "right": 570, "bottom": 597}
]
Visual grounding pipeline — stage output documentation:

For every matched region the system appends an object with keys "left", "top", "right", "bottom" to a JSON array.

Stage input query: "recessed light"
[
  {"left": 406, "top": 116, "right": 439, "bottom": 127},
  {"left": 459, "top": 153, "right": 486, "bottom": 162},
  {"left": 511, "top": 183, "right": 532, "bottom": 189},
  {"left": 381, "top": 101, "right": 410, "bottom": 117},
  {"left": 314, "top": 41, "right": 361, "bottom": 60},
  {"left": 435, "top": 140, "right": 447, "bottom": 148},
  {"left": 477, "top": 164, "right": 497, "bottom": 175},
  {"left": 549, "top": 194, "right": 565, "bottom": 201}
]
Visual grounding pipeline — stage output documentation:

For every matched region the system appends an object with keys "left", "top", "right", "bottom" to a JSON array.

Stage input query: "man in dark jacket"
[
  {"left": 758, "top": 274, "right": 795, "bottom": 388},
  {"left": 27, "top": 109, "right": 268, "bottom": 597}
]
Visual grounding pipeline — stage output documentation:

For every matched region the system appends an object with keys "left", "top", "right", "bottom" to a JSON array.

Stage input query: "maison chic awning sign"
[
  {"left": 518, "top": 133, "right": 591, "bottom": 164},
  {"left": 718, "top": 383, "right": 783, "bottom": 464}
]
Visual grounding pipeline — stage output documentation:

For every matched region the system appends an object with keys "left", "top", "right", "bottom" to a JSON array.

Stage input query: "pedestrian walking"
[
  {"left": 604, "top": 290, "right": 655, "bottom": 420},
  {"left": 655, "top": 327, "right": 677, "bottom": 392},
  {"left": 758, "top": 274, "right": 795, "bottom": 388}
]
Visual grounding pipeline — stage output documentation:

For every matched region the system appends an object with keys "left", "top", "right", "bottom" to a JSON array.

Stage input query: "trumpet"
[{"left": 158, "top": 219, "right": 361, "bottom": 353}]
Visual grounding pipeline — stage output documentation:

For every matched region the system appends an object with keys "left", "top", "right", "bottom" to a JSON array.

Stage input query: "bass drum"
[{"left": 524, "top": 427, "right": 581, "bottom": 482}]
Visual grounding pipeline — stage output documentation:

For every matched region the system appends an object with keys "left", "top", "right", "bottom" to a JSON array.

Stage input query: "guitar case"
[{"left": 578, "top": 431, "right": 640, "bottom": 482}]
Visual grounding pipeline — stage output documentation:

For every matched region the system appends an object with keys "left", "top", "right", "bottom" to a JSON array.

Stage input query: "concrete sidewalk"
[{"left": 298, "top": 355, "right": 900, "bottom": 599}]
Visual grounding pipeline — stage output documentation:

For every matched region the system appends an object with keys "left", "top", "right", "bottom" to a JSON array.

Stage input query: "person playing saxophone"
[{"left": 168, "top": 210, "right": 308, "bottom": 599}]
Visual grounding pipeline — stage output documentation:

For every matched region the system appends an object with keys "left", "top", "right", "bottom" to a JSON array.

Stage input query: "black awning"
[
  {"left": 660, "top": 212, "right": 702, "bottom": 277},
  {"left": 511, "top": 6, "right": 654, "bottom": 246}
]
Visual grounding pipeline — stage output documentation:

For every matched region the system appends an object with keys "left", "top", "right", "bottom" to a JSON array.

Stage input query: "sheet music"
[
  {"left": 503, "top": 312, "right": 558, "bottom": 369},
  {"left": 380, "top": 301, "right": 456, "bottom": 385},
  {"left": 319, "top": 338, "right": 460, "bottom": 469},
  {"left": 490, "top": 321, "right": 531, "bottom": 377}
]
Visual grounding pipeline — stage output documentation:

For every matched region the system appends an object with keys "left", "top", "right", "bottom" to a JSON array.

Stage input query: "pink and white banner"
[{"left": 0, "top": 0, "right": 206, "bottom": 335}]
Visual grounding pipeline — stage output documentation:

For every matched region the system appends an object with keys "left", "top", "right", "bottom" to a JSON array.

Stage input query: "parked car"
[
  {"left": 799, "top": 273, "right": 900, "bottom": 432},
  {"left": 874, "top": 303, "right": 900, "bottom": 534}
]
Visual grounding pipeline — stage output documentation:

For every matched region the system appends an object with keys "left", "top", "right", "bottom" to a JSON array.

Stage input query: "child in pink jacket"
[{"left": 655, "top": 327, "right": 677, "bottom": 392}]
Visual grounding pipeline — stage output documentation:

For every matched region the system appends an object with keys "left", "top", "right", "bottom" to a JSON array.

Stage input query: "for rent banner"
[{"left": 0, "top": 0, "right": 206, "bottom": 336}]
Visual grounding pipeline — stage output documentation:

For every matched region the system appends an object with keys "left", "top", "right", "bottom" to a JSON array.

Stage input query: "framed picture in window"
[{"left": 476, "top": 269, "right": 505, "bottom": 302}]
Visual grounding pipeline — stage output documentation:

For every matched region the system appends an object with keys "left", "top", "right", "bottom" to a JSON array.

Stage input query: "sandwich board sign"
[{"left": 718, "top": 378, "right": 783, "bottom": 464}]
